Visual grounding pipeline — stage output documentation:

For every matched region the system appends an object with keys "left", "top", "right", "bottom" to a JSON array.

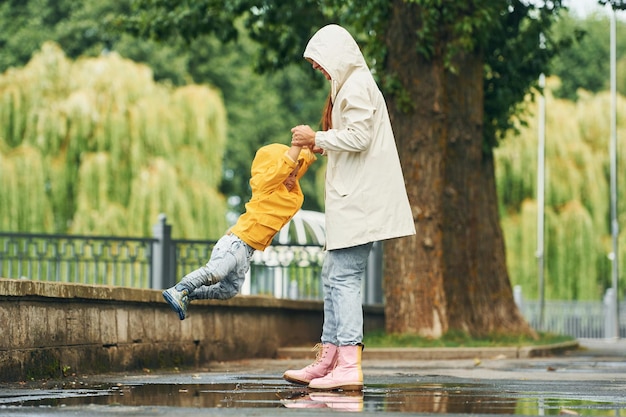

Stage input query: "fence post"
[
  {"left": 604, "top": 288, "right": 617, "bottom": 339},
  {"left": 151, "top": 214, "right": 176, "bottom": 290}
]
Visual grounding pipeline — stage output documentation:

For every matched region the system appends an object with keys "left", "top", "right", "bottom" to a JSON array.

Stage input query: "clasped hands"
[{"left": 291, "top": 125, "right": 325, "bottom": 154}]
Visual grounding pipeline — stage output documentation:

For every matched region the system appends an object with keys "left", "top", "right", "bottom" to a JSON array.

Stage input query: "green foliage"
[
  {"left": 549, "top": 13, "right": 626, "bottom": 100},
  {"left": 400, "top": 1, "right": 500, "bottom": 70},
  {"left": 119, "top": 0, "right": 570, "bottom": 153},
  {"left": 120, "top": 0, "right": 243, "bottom": 46},
  {"left": 0, "top": 43, "right": 228, "bottom": 238},
  {"left": 0, "top": 0, "right": 125, "bottom": 72},
  {"left": 364, "top": 329, "right": 573, "bottom": 348},
  {"left": 500, "top": 201, "right": 543, "bottom": 299},
  {"left": 495, "top": 80, "right": 626, "bottom": 300},
  {"left": 548, "top": 201, "right": 598, "bottom": 299},
  {"left": 0, "top": 0, "right": 327, "bottom": 217},
  {"left": 483, "top": 1, "right": 567, "bottom": 148},
  {"left": 598, "top": 0, "right": 626, "bottom": 10}
]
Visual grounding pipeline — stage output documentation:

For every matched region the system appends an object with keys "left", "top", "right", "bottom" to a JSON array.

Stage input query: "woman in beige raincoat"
[{"left": 284, "top": 24, "right": 415, "bottom": 391}]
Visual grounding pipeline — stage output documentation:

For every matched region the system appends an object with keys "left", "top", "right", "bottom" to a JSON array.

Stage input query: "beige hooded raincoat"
[{"left": 304, "top": 24, "right": 416, "bottom": 250}]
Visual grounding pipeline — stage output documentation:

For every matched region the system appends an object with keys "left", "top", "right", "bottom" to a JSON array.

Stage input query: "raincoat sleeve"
[
  {"left": 294, "top": 147, "right": 317, "bottom": 180},
  {"left": 315, "top": 74, "right": 376, "bottom": 153}
]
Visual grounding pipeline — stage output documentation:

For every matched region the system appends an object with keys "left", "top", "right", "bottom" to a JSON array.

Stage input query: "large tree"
[
  {"left": 118, "top": 0, "right": 582, "bottom": 337},
  {"left": 377, "top": 1, "right": 550, "bottom": 336}
]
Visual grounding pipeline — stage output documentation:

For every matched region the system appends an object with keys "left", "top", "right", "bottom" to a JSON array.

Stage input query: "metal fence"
[
  {"left": 0, "top": 214, "right": 384, "bottom": 303},
  {"left": 1, "top": 217, "right": 622, "bottom": 339},
  {"left": 514, "top": 287, "right": 626, "bottom": 339},
  {"left": 0, "top": 215, "right": 323, "bottom": 294},
  {"left": 0, "top": 231, "right": 155, "bottom": 287}
]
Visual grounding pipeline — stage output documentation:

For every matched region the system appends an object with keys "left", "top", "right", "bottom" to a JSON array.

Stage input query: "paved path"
[{"left": 0, "top": 339, "right": 625, "bottom": 416}]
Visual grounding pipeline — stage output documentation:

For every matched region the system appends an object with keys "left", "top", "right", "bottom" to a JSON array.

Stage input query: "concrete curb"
[{"left": 277, "top": 340, "right": 580, "bottom": 361}]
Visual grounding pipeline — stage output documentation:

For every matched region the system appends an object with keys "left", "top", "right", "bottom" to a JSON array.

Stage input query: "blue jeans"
[
  {"left": 179, "top": 233, "right": 255, "bottom": 300},
  {"left": 320, "top": 242, "right": 373, "bottom": 346}
]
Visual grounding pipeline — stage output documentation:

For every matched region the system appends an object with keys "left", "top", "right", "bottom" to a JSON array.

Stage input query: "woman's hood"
[{"left": 303, "top": 24, "right": 368, "bottom": 102}]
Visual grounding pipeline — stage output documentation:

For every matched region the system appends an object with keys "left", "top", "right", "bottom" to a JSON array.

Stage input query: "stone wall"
[{"left": 0, "top": 278, "right": 384, "bottom": 381}]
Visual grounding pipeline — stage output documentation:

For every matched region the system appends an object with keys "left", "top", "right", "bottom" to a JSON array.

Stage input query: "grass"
[{"left": 363, "top": 330, "right": 575, "bottom": 348}]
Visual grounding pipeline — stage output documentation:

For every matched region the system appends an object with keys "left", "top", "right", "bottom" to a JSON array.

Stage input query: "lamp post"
[
  {"left": 608, "top": 5, "right": 620, "bottom": 339},
  {"left": 537, "top": 30, "right": 547, "bottom": 332},
  {"left": 537, "top": 71, "right": 546, "bottom": 332}
]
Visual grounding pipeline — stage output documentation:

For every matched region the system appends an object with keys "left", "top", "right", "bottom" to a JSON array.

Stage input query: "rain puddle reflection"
[{"left": 1, "top": 378, "right": 624, "bottom": 415}]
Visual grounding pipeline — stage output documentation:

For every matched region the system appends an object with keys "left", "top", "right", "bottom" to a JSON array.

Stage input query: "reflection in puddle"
[
  {"left": 1, "top": 378, "right": 624, "bottom": 415},
  {"left": 281, "top": 391, "right": 364, "bottom": 412}
]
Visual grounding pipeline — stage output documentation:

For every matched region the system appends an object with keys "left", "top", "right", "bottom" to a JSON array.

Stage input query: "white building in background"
[
  {"left": 240, "top": 210, "right": 326, "bottom": 298},
  {"left": 273, "top": 209, "right": 326, "bottom": 246}
]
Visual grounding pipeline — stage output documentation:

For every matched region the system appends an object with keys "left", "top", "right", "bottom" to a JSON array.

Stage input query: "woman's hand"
[{"left": 291, "top": 125, "right": 316, "bottom": 148}]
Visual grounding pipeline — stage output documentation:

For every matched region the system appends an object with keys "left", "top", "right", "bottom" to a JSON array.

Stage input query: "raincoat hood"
[{"left": 303, "top": 24, "right": 368, "bottom": 102}]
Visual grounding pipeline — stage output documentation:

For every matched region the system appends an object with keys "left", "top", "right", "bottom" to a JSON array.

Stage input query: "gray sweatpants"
[{"left": 177, "top": 233, "right": 255, "bottom": 300}]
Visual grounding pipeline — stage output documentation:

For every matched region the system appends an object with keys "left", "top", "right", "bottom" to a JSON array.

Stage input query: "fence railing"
[
  {"left": 514, "top": 287, "right": 626, "bottom": 339},
  {"left": 0, "top": 214, "right": 384, "bottom": 304},
  {"left": 1, "top": 216, "right": 622, "bottom": 339},
  {"left": 0, "top": 215, "right": 321, "bottom": 292},
  {"left": 0, "top": 231, "right": 155, "bottom": 287}
]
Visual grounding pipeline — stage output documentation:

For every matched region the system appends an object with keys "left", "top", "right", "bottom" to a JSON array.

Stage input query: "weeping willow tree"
[
  {"left": 0, "top": 42, "right": 228, "bottom": 239},
  {"left": 496, "top": 77, "right": 626, "bottom": 300}
]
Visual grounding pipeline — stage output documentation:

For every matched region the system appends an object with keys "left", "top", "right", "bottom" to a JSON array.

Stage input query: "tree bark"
[{"left": 382, "top": 0, "right": 535, "bottom": 338}]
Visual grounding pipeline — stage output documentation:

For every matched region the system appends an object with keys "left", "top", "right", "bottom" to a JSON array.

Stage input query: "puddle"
[{"left": 1, "top": 378, "right": 624, "bottom": 415}]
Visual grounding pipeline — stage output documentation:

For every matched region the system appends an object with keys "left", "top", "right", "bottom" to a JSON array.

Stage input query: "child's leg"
[
  {"left": 188, "top": 236, "right": 253, "bottom": 300},
  {"left": 188, "top": 271, "right": 242, "bottom": 300},
  {"left": 176, "top": 234, "right": 241, "bottom": 293}
]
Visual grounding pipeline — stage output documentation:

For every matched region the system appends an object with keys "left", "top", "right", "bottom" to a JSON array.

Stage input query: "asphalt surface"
[{"left": 0, "top": 339, "right": 625, "bottom": 416}]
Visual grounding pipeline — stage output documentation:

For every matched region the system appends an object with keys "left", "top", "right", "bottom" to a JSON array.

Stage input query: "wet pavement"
[{"left": 0, "top": 339, "right": 625, "bottom": 416}]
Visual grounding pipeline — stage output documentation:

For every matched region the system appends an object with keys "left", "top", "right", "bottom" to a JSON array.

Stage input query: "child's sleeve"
[{"left": 295, "top": 147, "right": 317, "bottom": 180}]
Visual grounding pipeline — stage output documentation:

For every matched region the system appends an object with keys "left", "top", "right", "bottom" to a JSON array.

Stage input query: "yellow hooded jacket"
[{"left": 230, "top": 144, "right": 316, "bottom": 251}]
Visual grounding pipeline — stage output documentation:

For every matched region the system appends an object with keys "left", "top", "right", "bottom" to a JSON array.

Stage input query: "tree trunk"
[{"left": 382, "top": 0, "right": 535, "bottom": 338}]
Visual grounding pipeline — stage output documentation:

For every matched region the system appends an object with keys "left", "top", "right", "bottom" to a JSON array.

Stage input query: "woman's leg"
[
  {"left": 307, "top": 242, "right": 372, "bottom": 390},
  {"left": 326, "top": 242, "right": 373, "bottom": 345},
  {"left": 320, "top": 255, "right": 338, "bottom": 345}
]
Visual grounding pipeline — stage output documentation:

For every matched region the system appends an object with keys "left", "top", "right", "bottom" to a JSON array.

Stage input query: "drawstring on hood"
[{"left": 303, "top": 24, "right": 368, "bottom": 103}]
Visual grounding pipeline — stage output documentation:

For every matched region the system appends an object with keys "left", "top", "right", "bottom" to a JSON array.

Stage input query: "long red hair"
[{"left": 321, "top": 92, "right": 333, "bottom": 131}]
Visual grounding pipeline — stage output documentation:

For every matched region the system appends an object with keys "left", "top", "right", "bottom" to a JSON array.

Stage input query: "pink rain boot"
[
  {"left": 308, "top": 344, "right": 363, "bottom": 391},
  {"left": 283, "top": 343, "right": 338, "bottom": 385}
]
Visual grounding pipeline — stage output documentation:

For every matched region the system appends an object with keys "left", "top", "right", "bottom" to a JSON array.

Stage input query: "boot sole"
[
  {"left": 162, "top": 291, "right": 186, "bottom": 320},
  {"left": 309, "top": 383, "right": 363, "bottom": 391},
  {"left": 282, "top": 374, "right": 310, "bottom": 386}
]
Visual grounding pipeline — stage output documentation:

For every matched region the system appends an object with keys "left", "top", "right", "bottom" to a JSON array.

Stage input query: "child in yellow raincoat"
[{"left": 163, "top": 143, "right": 317, "bottom": 320}]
